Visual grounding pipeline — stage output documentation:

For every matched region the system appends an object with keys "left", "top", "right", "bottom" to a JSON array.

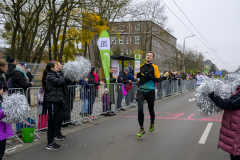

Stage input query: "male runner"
[{"left": 136, "top": 51, "right": 160, "bottom": 137}]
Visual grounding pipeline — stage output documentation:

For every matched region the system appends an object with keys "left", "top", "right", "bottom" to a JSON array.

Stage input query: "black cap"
[{"left": 9, "top": 58, "right": 15, "bottom": 63}]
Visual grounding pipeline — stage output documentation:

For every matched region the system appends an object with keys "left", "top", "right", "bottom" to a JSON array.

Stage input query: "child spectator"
[
  {"left": 102, "top": 88, "right": 111, "bottom": 113},
  {"left": 0, "top": 81, "right": 14, "bottom": 159},
  {"left": 79, "top": 77, "right": 90, "bottom": 117},
  {"left": 37, "top": 87, "right": 48, "bottom": 130}
]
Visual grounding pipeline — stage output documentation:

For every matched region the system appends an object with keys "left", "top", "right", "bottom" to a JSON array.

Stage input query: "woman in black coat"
[
  {"left": 42, "top": 62, "right": 70, "bottom": 150},
  {"left": 88, "top": 67, "right": 104, "bottom": 118}
]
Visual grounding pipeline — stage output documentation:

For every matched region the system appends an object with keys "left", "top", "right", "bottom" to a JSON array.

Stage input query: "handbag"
[{"left": 125, "top": 83, "right": 133, "bottom": 91}]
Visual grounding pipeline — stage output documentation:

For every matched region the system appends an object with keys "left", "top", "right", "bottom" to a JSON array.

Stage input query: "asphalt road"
[{"left": 4, "top": 90, "right": 229, "bottom": 160}]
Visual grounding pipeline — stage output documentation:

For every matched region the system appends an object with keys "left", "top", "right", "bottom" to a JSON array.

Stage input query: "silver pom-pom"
[
  {"left": 195, "top": 73, "right": 240, "bottom": 116},
  {"left": 195, "top": 77, "right": 224, "bottom": 116},
  {"left": 62, "top": 56, "right": 91, "bottom": 81},
  {"left": 1, "top": 92, "right": 30, "bottom": 124}
]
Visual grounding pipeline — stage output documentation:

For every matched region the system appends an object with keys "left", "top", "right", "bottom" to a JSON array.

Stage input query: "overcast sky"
[{"left": 161, "top": 0, "right": 240, "bottom": 72}]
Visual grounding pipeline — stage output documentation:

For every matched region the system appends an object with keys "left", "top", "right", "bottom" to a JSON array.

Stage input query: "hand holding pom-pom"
[{"left": 208, "top": 92, "right": 215, "bottom": 99}]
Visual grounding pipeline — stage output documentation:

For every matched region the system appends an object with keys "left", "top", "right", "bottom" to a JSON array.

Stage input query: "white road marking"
[
  {"left": 199, "top": 123, "right": 213, "bottom": 144},
  {"left": 189, "top": 98, "right": 195, "bottom": 102},
  {"left": 5, "top": 145, "right": 23, "bottom": 153}
]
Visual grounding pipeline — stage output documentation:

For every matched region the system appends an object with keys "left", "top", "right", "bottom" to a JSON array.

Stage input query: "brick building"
[{"left": 109, "top": 20, "right": 177, "bottom": 71}]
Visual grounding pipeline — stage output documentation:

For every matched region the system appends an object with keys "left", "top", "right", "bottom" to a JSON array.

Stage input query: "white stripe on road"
[{"left": 199, "top": 123, "right": 213, "bottom": 144}]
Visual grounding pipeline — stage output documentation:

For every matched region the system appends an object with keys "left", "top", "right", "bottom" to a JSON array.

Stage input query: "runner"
[
  {"left": 196, "top": 71, "right": 204, "bottom": 86},
  {"left": 136, "top": 51, "right": 160, "bottom": 137}
]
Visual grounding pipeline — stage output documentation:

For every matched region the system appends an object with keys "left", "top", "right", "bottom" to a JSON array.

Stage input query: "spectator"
[
  {"left": 196, "top": 72, "right": 204, "bottom": 86},
  {"left": 5, "top": 58, "right": 16, "bottom": 82},
  {"left": 37, "top": 87, "right": 48, "bottom": 130},
  {"left": 5, "top": 56, "right": 11, "bottom": 62},
  {"left": 54, "top": 61, "right": 76, "bottom": 128},
  {"left": 102, "top": 88, "right": 111, "bottom": 112},
  {"left": 108, "top": 67, "right": 117, "bottom": 105},
  {"left": 0, "top": 60, "right": 8, "bottom": 92},
  {"left": 88, "top": 67, "right": 104, "bottom": 119},
  {"left": 9, "top": 62, "right": 33, "bottom": 99},
  {"left": 116, "top": 69, "right": 131, "bottom": 111},
  {"left": 79, "top": 77, "right": 90, "bottom": 117},
  {"left": 0, "top": 81, "right": 14, "bottom": 159},
  {"left": 209, "top": 87, "right": 240, "bottom": 160},
  {"left": 125, "top": 67, "right": 136, "bottom": 107},
  {"left": 27, "top": 68, "right": 34, "bottom": 82},
  {"left": 42, "top": 62, "right": 70, "bottom": 150}
]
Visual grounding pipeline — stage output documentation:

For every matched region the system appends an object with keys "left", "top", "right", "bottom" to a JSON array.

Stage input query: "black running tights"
[{"left": 138, "top": 97, "right": 155, "bottom": 127}]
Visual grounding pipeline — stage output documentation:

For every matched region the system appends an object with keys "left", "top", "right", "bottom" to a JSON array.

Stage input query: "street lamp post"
[{"left": 182, "top": 35, "right": 195, "bottom": 73}]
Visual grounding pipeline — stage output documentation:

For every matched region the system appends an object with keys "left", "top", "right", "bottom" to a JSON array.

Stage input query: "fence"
[{"left": 9, "top": 79, "right": 197, "bottom": 143}]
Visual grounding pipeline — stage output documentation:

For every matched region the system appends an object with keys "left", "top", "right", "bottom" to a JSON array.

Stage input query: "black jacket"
[
  {"left": 0, "top": 69, "right": 8, "bottom": 92},
  {"left": 209, "top": 88, "right": 240, "bottom": 110},
  {"left": 27, "top": 72, "right": 33, "bottom": 82},
  {"left": 117, "top": 70, "right": 128, "bottom": 84},
  {"left": 10, "top": 70, "right": 32, "bottom": 94},
  {"left": 45, "top": 70, "right": 68, "bottom": 103},
  {"left": 5, "top": 63, "right": 16, "bottom": 82},
  {"left": 88, "top": 71, "right": 100, "bottom": 96}
]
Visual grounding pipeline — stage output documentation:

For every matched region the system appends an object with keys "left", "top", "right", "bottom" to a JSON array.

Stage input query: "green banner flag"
[{"left": 97, "top": 30, "right": 110, "bottom": 84}]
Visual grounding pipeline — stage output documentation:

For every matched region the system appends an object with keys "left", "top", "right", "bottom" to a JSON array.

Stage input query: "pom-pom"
[
  {"left": 1, "top": 92, "right": 30, "bottom": 124},
  {"left": 195, "top": 77, "right": 224, "bottom": 116},
  {"left": 195, "top": 73, "right": 240, "bottom": 116},
  {"left": 62, "top": 56, "right": 91, "bottom": 81}
]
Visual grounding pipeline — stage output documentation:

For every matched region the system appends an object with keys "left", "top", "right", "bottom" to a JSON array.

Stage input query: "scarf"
[
  {"left": 92, "top": 72, "right": 99, "bottom": 90},
  {"left": 15, "top": 64, "right": 27, "bottom": 77}
]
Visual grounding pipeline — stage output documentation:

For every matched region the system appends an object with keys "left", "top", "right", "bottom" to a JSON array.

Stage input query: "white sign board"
[
  {"left": 135, "top": 55, "right": 141, "bottom": 73},
  {"left": 111, "top": 60, "right": 119, "bottom": 76}
]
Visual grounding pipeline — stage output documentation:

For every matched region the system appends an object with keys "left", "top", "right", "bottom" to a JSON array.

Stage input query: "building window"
[
  {"left": 135, "top": 36, "right": 139, "bottom": 44},
  {"left": 119, "top": 36, "right": 123, "bottom": 44},
  {"left": 127, "top": 36, "right": 131, "bottom": 44},
  {"left": 120, "top": 50, "right": 123, "bottom": 55},
  {"left": 135, "top": 24, "right": 140, "bottom": 31},
  {"left": 126, "top": 50, "right": 128, "bottom": 55},
  {"left": 111, "top": 37, "right": 116, "bottom": 44},
  {"left": 119, "top": 25, "right": 124, "bottom": 31}
]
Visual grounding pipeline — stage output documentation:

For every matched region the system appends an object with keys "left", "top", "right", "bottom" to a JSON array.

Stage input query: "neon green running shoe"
[
  {"left": 149, "top": 124, "right": 154, "bottom": 132},
  {"left": 137, "top": 129, "right": 145, "bottom": 137}
]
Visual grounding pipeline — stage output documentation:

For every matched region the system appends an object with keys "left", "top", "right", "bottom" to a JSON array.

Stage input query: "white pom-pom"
[
  {"left": 1, "top": 92, "right": 30, "bottom": 124},
  {"left": 62, "top": 56, "right": 91, "bottom": 81}
]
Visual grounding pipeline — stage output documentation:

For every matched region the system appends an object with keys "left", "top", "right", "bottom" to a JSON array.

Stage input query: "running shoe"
[
  {"left": 60, "top": 134, "right": 66, "bottom": 139},
  {"left": 91, "top": 114, "right": 97, "bottom": 118},
  {"left": 54, "top": 135, "right": 63, "bottom": 141},
  {"left": 137, "top": 129, "right": 145, "bottom": 137},
  {"left": 149, "top": 124, "right": 154, "bottom": 132},
  {"left": 46, "top": 142, "right": 61, "bottom": 150}
]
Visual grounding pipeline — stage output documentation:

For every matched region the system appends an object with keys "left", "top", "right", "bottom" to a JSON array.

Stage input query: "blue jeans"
[{"left": 81, "top": 99, "right": 89, "bottom": 113}]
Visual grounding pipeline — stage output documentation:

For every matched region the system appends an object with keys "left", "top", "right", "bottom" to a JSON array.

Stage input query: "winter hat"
[
  {"left": 18, "top": 62, "right": 28, "bottom": 69},
  {"left": 124, "top": 67, "right": 129, "bottom": 72},
  {"left": 9, "top": 58, "right": 15, "bottom": 63},
  {"left": 6, "top": 56, "right": 11, "bottom": 62},
  {"left": 128, "top": 66, "right": 133, "bottom": 73},
  {"left": 0, "top": 81, "right": 2, "bottom": 90}
]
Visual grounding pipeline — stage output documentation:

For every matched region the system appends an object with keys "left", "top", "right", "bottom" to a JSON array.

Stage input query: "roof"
[
  {"left": 0, "top": 48, "right": 6, "bottom": 52},
  {"left": 110, "top": 55, "right": 134, "bottom": 60}
]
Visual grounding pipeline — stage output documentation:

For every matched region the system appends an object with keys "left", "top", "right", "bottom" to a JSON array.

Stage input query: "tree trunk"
[{"left": 59, "top": 2, "right": 69, "bottom": 63}]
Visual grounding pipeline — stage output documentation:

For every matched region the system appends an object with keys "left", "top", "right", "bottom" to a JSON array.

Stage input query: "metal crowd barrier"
[
  {"left": 156, "top": 79, "right": 197, "bottom": 99},
  {"left": 8, "top": 79, "right": 197, "bottom": 141}
]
